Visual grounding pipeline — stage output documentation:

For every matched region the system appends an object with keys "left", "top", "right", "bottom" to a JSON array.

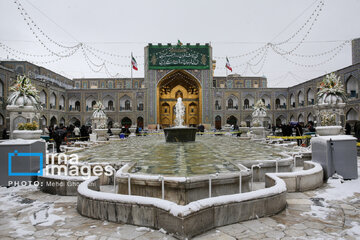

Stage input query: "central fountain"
[{"left": 164, "top": 97, "right": 197, "bottom": 142}]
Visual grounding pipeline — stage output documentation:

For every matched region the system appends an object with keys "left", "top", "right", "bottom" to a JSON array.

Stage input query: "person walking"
[
  {"left": 295, "top": 123, "right": 303, "bottom": 146},
  {"left": 73, "top": 125, "right": 80, "bottom": 139},
  {"left": 53, "top": 126, "right": 66, "bottom": 153}
]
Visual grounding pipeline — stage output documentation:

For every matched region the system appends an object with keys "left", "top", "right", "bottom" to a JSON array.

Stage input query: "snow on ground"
[
  {"left": 0, "top": 185, "right": 66, "bottom": 229},
  {"left": 301, "top": 205, "right": 336, "bottom": 220},
  {"left": 315, "top": 177, "right": 360, "bottom": 201},
  {"left": 344, "top": 222, "right": 360, "bottom": 237},
  {"left": 316, "top": 157, "right": 360, "bottom": 201},
  {"left": 29, "top": 205, "right": 65, "bottom": 226}
]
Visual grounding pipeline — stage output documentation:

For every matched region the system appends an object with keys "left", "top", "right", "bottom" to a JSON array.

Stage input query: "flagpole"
[{"left": 131, "top": 52, "right": 133, "bottom": 86}]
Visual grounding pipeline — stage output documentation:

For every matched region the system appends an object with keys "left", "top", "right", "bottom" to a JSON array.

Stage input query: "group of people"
[
  {"left": 276, "top": 122, "right": 316, "bottom": 146},
  {"left": 44, "top": 124, "right": 92, "bottom": 153}
]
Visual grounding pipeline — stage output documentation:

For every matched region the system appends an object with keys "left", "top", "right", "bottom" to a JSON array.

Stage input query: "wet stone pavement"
[{"left": 0, "top": 181, "right": 359, "bottom": 240}]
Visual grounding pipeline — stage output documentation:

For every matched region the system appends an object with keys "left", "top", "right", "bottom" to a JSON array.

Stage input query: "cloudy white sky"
[{"left": 0, "top": 0, "right": 359, "bottom": 87}]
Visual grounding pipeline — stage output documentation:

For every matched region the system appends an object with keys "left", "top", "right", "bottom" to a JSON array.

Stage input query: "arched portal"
[
  {"left": 50, "top": 116, "right": 57, "bottom": 127},
  {"left": 137, "top": 117, "right": 144, "bottom": 129},
  {"left": 226, "top": 115, "right": 238, "bottom": 125},
  {"left": 215, "top": 115, "right": 221, "bottom": 130},
  {"left": 121, "top": 117, "right": 132, "bottom": 128},
  {"left": 157, "top": 70, "right": 201, "bottom": 127}
]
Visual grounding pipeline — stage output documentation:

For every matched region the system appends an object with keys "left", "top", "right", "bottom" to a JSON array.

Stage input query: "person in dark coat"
[
  {"left": 233, "top": 124, "right": 240, "bottom": 137},
  {"left": 80, "top": 125, "right": 87, "bottom": 140},
  {"left": 53, "top": 126, "right": 66, "bottom": 153},
  {"left": 354, "top": 122, "right": 360, "bottom": 140},
  {"left": 295, "top": 123, "right": 303, "bottom": 146},
  {"left": 345, "top": 123, "right": 351, "bottom": 135},
  {"left": 281, "top": 124, "right": 286, "bottom": 136},
  {"left": 2, "top": 128, "right": 8, "bottom": 139}
]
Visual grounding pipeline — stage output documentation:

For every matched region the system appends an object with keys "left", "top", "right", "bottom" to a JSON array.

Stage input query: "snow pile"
[
  {"left": 344, "top": 222, "right": 360, "bottom": 237},
  {"left": 301, "top": 205, "right": 335, "bottom": 220},
  {"left": 29, "top": 205, "right": 65, "bottom": 226},
  {"left": 0, "top": 185, "right": 66, "bottom": 229},
  {"left": 316, "top": 177, "right": 360, "bottom": 201}
]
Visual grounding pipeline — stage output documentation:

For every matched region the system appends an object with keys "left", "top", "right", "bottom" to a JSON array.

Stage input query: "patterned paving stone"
[
  {"left": 289, "top": 223, "right": 307, "bottom": 230},
  {"left": 194, "top": 230, "right": 236, "bottom": 240},
  {"left": 264, "top": 230, "right": 285, "bottom": 239},
  {"left": 284, "top": 229, "right": 307, "bottom": 237}
]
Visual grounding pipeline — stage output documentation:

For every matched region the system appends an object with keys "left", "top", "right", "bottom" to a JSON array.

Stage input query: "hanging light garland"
[
  {"left": 14, "top": 0, "right": 80, "bottom": 50},
  {"left": 273, "top": 41, "right": 347, "bottom": 68},
  {"left": 84, "top": 44, "right": 141, "bottom": 59},
  {"left": 271, "top": 40, "right": 349, "bottom": 58},
  {"left": 0, "top": 41, "right": 79, "bottom": 64}
]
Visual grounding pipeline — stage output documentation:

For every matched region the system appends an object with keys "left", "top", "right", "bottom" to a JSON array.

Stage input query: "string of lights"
[
  {"left": 0, "top": 41, "right": 74, "bottom": 58},
  {"left": 248, "top": 47, "right": 269, "bottom": 75},
  {"left": 231, "top": 46, "right": 268, "bottom": 68},
  {"left": 215, "top": 0, "right": 324, "bottom": 60},
  {"left": 0, "top": 41, "right": 79, "bottom": 64},
  {"left": 240, "top": 63, "right": 249, "bottom": 76},
  {"left": 272, "top": 40, "right": 349, "bottom": 58},
  {"left": 273, "top": 0, "right": 324, "bottom": 46},
  {"left": 13, "top": 0, "right": 82, "bottom": 58},
  {"left": 268, "top": 72, "right": 291, "bottom": 87},
  {"left": 272, "top": 41, "right": 346, "bottom": 68},
  {"left": 80, "top": 46, "right": 129, "bottom": 78},
  {"left": 14, "top": 0, "right": 80, "bottom": 50},
  {"left": 270, "top": 1, "right": 324, "bottom": 55},
  {"left": 84, "top": 44, "right": 141, "bottom": 59},
  {"left": 103, "top": 64, "right": 121, "bottom": 78},
  {"left": 84, "top": 45, "right": 145, "bottom": 68},
  {"left": 214, "top": 45, "right": 266, "bottom": 60},
  {"left": 80, "top": 46, "right": 105, "bottom": 73}
]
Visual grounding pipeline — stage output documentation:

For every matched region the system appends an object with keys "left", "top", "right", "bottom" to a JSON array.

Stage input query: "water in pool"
[{"left": 78, "top": 135, "right": 286, "bottom": 176}]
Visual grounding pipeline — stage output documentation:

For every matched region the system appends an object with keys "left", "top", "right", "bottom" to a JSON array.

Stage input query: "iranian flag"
[
  {"left": 131, "top": 54, "right": 138, "bottom": 71},
  {"left": 225, "top": 57, "right": 232, "bottom": 72}
]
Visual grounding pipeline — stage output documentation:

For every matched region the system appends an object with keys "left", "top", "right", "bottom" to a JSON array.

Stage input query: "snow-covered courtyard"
[{"left": 0, "top": 159, "right": 359, "bottom": 240}]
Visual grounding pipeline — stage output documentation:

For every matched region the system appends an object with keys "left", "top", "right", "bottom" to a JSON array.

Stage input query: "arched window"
[
  {"left": 275, "top": 99, "right": 280, "bottom": 109},
  {"left": 228, "top": 99, "right": 233, "bottom": 109},
  {"left": 215, "top": 115, "right": 221, "bottom": 130},
  {"left": 298, "top": 91, "right": 304, "bottom": 106},
  {"left": 307, "top": 89, "right": 315, "bottom": 105},
  {"left": 40, "top": 90, "right": 47, "bottom": 108},
  {"left": 346, "top": 108, "right": 359, "bottom": 121},
  {"left": 244, "top": 99, "right": 249, "bottom": 109},
  {"left": 346, "top": 76, "right": 358, "bottom": 98},
  {"left": 226, "top": 116, "right": 237, "bottom": 125},
  {"left": 162, "top": 102, "right": 169, "bottom": 114},
  {"left": 75, "top": 101, "right": 81, "bottom": 111},
  {"left": 0, "top": 80, "right": 3, "bottom": 98},
  {"left": 50, "top": 93, "right": 56, "bottom": 109},
  {"left": 125, "top": 100, "right": 131, "bottom": 110},
  {"left": 175, "top": 90, "right": 183, "bottom": 99},
  {"left": 59, "top": 95, "right": 65, "bottom": 110},
  {"left": 290, "top": 94, "right": 295, "bottom": 108},
  {"left": 108, "top": 100, "right": 114, "bottom": 111},
  {"left": 215, "top": 100, "right": 221, "bottom": 110},
  {"left": 15, "top": 65, "right": 24, "bottom": 74},
  {"left": 0, "top": 114, "right": 4, "bottom": 126}
]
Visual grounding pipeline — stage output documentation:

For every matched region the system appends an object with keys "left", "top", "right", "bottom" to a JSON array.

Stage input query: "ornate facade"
[{"left": 0, "top": 39, "right": 360, "bottom": 134}]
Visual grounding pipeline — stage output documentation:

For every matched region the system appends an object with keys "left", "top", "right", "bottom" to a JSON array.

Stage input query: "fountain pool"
[{"left": 77, "top": 134, "right": 289, "bottom": 176}]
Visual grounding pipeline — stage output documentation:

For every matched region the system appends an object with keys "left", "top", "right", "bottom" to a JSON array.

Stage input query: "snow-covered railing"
[
  {"left": 265, "top": 161, "right": 323, "bottom": 192},
  {"left": 78, "top": 173, "right": 286, "bottom": 218}
]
